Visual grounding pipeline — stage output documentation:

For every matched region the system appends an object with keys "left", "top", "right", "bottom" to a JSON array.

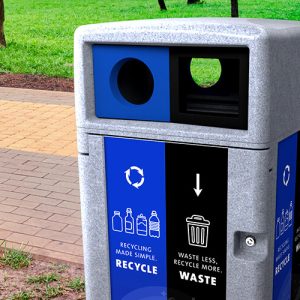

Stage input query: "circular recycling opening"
[{"left": 117, "top": 59, "right": 154, "bottom": 105}]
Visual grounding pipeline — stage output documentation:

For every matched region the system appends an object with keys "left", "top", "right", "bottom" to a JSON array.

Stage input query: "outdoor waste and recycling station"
[{"left": 74, "top": 18, "right": 300, "bottom": 300}]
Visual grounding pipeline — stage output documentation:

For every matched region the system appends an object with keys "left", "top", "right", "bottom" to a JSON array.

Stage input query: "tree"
[
  {"left": 231, "top": 0, "right": 239, "bottom": 17},
  {"left": 158, "top": 0, "right": 167, "bottom": 10},
  {"left": 0, "top": 0, "right": 5, "bottom": 47}
]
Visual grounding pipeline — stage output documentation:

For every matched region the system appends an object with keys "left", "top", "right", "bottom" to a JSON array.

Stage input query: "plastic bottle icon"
[
  {"left": 285, "top": 209, "right": 289, "bottom": 231},
  {"left": 280, "top": 209, "right": 285, "bottom": 235},
  {"left": 136, "top": 214, "right": 148, "bottom": 236},
  {"left": 289, "top": 201, "right": 293, "bottom": 227},
  {"left": 112, "top": 211, "right": 123, "bottom": 232},
  {"left": 125, "top": 208, "right": 134, "bottom": 234},
  {"left": 149, "top": 210, "right": 160, "bottom": 238},
  {"left": 276, "top": 217, "right": 280, "bottom": 239}
]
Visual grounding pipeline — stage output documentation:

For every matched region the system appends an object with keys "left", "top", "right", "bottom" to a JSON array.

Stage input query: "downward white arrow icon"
[{"left": 193, "top": 173, "right": 203, "bottom": 197}]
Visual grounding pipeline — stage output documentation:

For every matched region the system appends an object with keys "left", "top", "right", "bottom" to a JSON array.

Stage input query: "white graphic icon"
[
  {"left": 283, "top": 165, "right": 291, "bottom": 187},
  {"left": 276, "top": 201, "right": 293, "bottom": 240},
  {"left": 193, "top": 173, "right": 203, "bottom": 197},
  {"left": 125, "top": 166, "right": 145, "bottom": 189},
  {"left": 112, "top": 208, "right": 160, "bottom": 238},
  {"left": 281, "top": 209, "right": 286, "bottom": 236},
  {"left": 276, "top": 217, "right": 281, "bottom": 240},
  {"left": 125, "top": 208, "right": 134, "bottom": 234},
  {"left": 289, "top": 201, "right": 293, "bottom": 227},
  {"left": 186, "top": 215, "right": 210, "bottom": 248},
  {"left": 149, "top": 211, "right": 160, "bottom": 238},
  {"left": 136, "top": 214, "right": 148, "bottom": 236},
  {"left": 112, "top": 211, "right": 123, "bottom": 232},
  {"left": 285, "top": 209, "right": 289, "bottom": 231}
]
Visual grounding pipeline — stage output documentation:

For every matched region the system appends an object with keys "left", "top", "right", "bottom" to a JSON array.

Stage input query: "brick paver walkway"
[{"left": 0, "top": 87, "right": 83, "bottom": 265}]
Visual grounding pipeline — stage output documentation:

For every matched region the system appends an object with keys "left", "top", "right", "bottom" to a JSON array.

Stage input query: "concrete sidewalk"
[{"left": 0, "top": 87, "right": 83, "bottom": 265}]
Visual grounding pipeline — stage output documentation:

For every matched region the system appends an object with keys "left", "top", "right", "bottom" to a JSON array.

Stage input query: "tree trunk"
[
  {"left": 231, "top": 0, "right": 239, "bottom": 17},
  {"left": 158, "top": 0, "right": 167, "bottom": 10},
  {"left": 0, "top": 0, "right": 6, "bottom": 47}
]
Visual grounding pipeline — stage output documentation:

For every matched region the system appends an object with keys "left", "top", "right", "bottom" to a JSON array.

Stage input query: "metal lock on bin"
[{"left": 74, "top": 18, "right": 300, "bottom": 300}]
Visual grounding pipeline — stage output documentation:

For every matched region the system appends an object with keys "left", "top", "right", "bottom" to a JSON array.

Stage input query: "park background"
[
  {"left": 0, "top": 1, "right": 299, "bottom": 299},
  {"left": 0, "top": 0, "right": 300, "bottom": 79}
]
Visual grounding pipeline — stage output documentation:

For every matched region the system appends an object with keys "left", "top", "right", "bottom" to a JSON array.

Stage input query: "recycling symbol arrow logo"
[
  {"left": 283, "top": 165, "right": 291, "bottom": 187},
  {"left": 125, "top": 166, "right": 145, "bottom": 189}
]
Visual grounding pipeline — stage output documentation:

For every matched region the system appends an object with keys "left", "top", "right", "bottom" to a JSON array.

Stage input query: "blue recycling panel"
[
  {"left": 104, "top": 137, "right": 167, "bottom": 300},
  {"left": 93, "top": 45, "right": 170, "bottom": 122},
  {"left": 273, "top": 133, "right": 298, "bottom": 300}
]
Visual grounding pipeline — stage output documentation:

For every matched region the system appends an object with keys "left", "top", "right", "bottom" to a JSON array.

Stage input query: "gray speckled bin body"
[{"left": 74, "top": 18, "right": 300, "bottom": 300}]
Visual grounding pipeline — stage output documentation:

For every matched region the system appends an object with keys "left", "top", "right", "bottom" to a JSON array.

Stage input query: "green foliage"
[
  {"left": 27, "top": 273, "right": 60, "bottom": 285},
  {"left": 67, "top": 277, "right": 85, "bottom": 292},
  {"left": 8, "top": 291, "right": 33, "bottom": 300},
  {"left": 0, "top": 0, "right": 299, "bottom": 78},
  {"left": 0, "top": 242, "right": 31, "bottom": 269},
  {"left": 44, "top": 286, "right": 63, "bottom": 298},
  {"left": 190, "top": 58, "right": 222, "bottom": 87}
]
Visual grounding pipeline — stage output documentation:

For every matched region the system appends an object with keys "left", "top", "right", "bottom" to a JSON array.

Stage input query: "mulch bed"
[
  {"left": 0, "top": 73, "right": 74, "bottom": 92},
  {"left": 0, "top": 253, "right": 85, "bottom": 300}
]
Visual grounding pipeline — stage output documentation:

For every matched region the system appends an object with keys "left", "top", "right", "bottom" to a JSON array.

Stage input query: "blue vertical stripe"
[
  {"left": 105, "top": 137, "right": 167, "bottom": 300},
  {"left": 273, "top": 133, "right": 298, "bottom": 300}
]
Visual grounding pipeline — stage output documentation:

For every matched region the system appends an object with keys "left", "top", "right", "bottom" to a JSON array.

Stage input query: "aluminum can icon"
[
  {"left": 186, "top": 215, "right": 210, "bottom": 248},
  {"left": 136, "top": 214, "right": 148, "bottom": 236}
]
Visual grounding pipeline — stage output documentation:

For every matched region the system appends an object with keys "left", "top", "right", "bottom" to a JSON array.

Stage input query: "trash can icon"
[{"left": 186, "top": 215, "right": 210, "bottom": 248}]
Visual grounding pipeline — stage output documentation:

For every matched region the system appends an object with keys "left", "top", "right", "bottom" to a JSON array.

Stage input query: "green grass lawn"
[{"left": 0, "top": 0, "right": 299, "bottom": 78}]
